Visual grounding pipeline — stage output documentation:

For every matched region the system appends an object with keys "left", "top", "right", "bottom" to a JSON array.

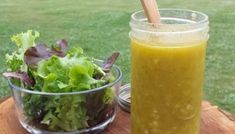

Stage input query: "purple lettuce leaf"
[
  {"left": 24, "top": 44, "right": 51, "bottom": 67},
  {"left": 24, "top": 39, "right": 68, "bottom": 67},
  {"left": 102, "top": 52, "right": 120, "bottom": 73},
  {"left": 3, "top": 71, "right": 35, "bottom": 86},
  {"left": 51, "top": 39, "right": 68, "bottom": 57}
]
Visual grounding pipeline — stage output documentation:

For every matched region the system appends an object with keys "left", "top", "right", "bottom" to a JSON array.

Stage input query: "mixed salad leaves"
[{"left": 3, "top": 30, "right": 120, "bottom": 131}]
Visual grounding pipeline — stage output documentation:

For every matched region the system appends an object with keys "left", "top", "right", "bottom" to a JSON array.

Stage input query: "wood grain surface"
[{"left": 0, "top": 98, "right": 235, "bottom": 134}]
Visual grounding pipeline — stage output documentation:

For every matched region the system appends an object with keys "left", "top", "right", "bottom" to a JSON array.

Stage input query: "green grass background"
[{"left": 0, "top": 0, "right": 234, "bottom": 114}]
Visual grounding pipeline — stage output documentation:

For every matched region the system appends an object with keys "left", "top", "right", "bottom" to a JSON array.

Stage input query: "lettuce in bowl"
[{"left": 3, "top": 30, "right": 121, "bottom": 132}]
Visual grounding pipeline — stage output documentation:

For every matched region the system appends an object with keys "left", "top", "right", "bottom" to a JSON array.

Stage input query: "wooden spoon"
[{"left": 140, "top": 0, "right": 161, "bottom": 24}]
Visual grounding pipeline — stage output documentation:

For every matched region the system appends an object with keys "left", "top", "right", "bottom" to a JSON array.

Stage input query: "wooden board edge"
[{"left": 0, "top": 96, "right": 10, "bottom": 104}]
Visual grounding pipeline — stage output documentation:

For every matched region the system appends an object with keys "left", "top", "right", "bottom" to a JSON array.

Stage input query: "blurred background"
[{"left": 0, "top": 0, "right": 234, "bottom": 114}]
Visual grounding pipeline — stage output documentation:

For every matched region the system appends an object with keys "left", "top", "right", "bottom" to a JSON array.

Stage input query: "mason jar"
[{"left": 130, "top": 9, "right": 209, "bottom": 134}]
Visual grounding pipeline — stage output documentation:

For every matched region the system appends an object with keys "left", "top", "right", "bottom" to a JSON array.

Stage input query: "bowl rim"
[{"left": 7, "top": 60, "right": 122, "bottom": 96}]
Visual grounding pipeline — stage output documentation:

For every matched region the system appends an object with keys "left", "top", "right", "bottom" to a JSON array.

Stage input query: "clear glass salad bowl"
[{"left": 7, "top": 62, "right": 122, "bottom": 134}]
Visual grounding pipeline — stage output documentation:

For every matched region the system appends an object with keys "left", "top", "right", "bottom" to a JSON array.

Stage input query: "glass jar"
[{"left": 130, "top": 9, "right": 209, "bottom": 134}]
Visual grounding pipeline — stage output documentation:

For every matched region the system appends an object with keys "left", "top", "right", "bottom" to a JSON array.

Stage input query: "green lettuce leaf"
[
  {"left": 11, "top": 30, "right": 39, "bottom": 52},
  {"left": 41, "top": 95, "right": 88, "bottom": 131},
  {"left": 34, "top": 48, "right": 105, "bottom": 92},
  {"left": 6, "top": 30, "right": 39, "bottom": 71}
]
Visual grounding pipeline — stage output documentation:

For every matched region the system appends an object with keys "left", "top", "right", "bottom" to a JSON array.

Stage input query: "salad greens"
[
  {"left": 6, "top": 30, "right": 39, "bottom": 71},
  {"left": 3, "top": 30, "right": 120, "bottom": 132}
]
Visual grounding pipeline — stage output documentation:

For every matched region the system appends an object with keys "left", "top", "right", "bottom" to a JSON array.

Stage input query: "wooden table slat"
[{"left": 0, "top": 98, "right": 235, "bottom": 134}]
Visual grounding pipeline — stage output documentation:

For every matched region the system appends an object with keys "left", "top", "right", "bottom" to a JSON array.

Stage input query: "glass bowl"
[{"left": 7, "top": 62, "right": 122, "bottom": 134}]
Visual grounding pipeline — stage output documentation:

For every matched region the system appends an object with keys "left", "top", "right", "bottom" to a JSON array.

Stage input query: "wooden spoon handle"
[{"left": 140, "top": 0, "right": 161, "bottom": 24}]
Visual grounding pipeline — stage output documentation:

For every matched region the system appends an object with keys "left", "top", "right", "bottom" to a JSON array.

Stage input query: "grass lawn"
[{"left": 0, "top": 0, "right": 234, "bottom": 114}]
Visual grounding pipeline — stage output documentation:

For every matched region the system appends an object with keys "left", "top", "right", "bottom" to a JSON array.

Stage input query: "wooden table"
[{"left": 0, "top": 97, "right": 235, "bottom": 134}]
